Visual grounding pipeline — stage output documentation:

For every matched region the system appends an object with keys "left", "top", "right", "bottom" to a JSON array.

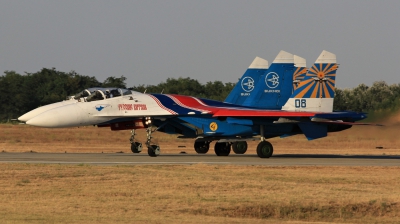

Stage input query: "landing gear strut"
[
  {"left": 129, "top": 129, "right": 143, "bottom": 153},
  {"left": 214, "top": 142, "right": 231, "bottom": 156},
  {"left": 146, "top": 126, "right": 160, "bottom": 157},
  {"left": 257, "top": 125, "right": 273, "bottom": 158},
  {"left": 194, "top": 140, "right": 210, "bottom": 154}
]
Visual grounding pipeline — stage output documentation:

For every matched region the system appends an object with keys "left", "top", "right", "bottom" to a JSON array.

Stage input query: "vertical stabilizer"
[
  {"left": 242, "top": 51, "right": 298, "bottom": 109},
  {"left": 224, "top": 57, "right": 269, "bottom": 105},
  {"left": 293, "top": 55, "right": 307, "bottom": 91},
  {"left": 282, "top": 50, "right": 338, "bottom": 112}
]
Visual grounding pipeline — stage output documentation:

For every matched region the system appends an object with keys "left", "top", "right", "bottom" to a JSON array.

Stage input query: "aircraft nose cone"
[
  {"left": 18, "top": 101, "right": 76, "bottom": 122},
  {"left": 18, "top": 114, "right": 30, "bottom": 122},
  {"left": 26, "top": 105, "right": 85, "bottom": 128}
]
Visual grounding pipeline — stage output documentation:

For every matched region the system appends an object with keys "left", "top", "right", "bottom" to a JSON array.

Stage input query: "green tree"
[{"left": 102, "top": 76, "right": 127, "bottom": 88}]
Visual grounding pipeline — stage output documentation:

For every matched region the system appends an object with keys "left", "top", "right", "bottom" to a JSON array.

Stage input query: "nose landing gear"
[
  {"left": 129, "top": 129, "right": 143, "bottom": 153},
  {"left": 146, "top": 125, "right": 160, "bottom": 157}
]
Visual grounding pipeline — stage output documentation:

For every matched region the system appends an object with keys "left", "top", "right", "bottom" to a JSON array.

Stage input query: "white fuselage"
[{"left": 26, "top": 94, "right": 175, "bottom": 128}]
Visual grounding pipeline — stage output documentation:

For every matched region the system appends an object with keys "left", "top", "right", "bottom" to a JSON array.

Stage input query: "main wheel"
[
  {"left": 256, "top": 141, "right": 273, "bottom": 158},
  {"left": 214, "top": 142, "right": 231, "bottom": 156},
  {"left": 232, "top": 141, "right": 248, "bottom": 154},
  {"left": 194, "top": 141, "right": 210, "bottom": 154},
  {"left": 148, "top": 145, "right": 160, "bottom": 157},
  {"left": 131, "top": 142, "right": 143, "bottom": 153}
]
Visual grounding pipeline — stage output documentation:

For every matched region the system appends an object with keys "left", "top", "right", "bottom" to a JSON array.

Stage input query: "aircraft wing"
[{"left": 211, "top": 108, "right": 316, "bottom": 117}]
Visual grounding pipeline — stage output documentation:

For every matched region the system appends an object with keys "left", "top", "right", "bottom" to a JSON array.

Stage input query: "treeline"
[
  {"left": 1, "top": 68, "right": 399, "bottom": 121},
  {"left": 333, "top": 81, "right": 400, "bottom": 112},
  {"left": 0, "top": 68, "right": 127, "bottom": 121},
  {"left": 130, "top": 78, "right": 235, "bottom": 101}
]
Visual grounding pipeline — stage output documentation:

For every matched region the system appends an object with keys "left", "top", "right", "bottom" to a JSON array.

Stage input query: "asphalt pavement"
[{"left": 0, "top": 152, "right": 399, "bottom": 166}]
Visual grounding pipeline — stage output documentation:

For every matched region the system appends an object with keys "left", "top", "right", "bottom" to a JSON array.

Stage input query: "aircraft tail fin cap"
[
  {"left": 315, "top": 50, "right": 336, "bottom": 63},
  {"left": 248, "top": 57, "right": 269, "bottom": 69},
  {"left": 272, "top": 50, "right": 294, "bottom": 64},
  {"left": 294, "top": 55, "right": 306, "bottom": 68}
]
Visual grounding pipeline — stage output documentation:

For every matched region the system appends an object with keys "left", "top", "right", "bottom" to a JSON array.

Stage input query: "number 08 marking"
[{"left": 295, "top": 99, "right": 306, "bottom": 108}]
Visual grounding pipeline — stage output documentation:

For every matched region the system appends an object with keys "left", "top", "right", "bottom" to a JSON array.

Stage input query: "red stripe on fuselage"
[
  {"left": 212, "top": 109, "right": 316, "bottom": 117},
  {"left": 167, "top": 95, "right": 211, "bottom": 113},
  {"left": 168, "top": 94, "right": 317, "bottom": 117}
]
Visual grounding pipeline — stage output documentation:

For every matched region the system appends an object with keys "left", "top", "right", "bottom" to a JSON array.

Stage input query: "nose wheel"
[
  {"left": 146, "top": 126, "right": 160, "bottom": 157},
  {"left": 129, "top": 129, "right": 143, "bottom": 153},
  {"left": 147, "top": 145, "right": 160, "bottom": 157}
]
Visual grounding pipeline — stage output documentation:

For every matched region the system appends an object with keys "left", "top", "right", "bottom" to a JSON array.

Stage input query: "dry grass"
[
  {"left": 0, "top": 123, "right": 399, "bottom": 155},
  {"left": 1, "top": 121, "right": 400, "bottom": 223},
  {"left": 0, "top": 164, "right": 399, "bottom": 223}
]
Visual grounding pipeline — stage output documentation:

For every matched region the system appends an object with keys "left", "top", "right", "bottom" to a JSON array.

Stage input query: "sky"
[{"left": 1, "top": 1, "right": 399, "bottom": 89}]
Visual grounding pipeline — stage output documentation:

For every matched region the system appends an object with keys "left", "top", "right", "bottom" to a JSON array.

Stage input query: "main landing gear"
[
  {"left": 256, "top": 141, "right": 273, "bottom": 158},
  {"left": 193, "top": 138, "right": 273, "bottom": 158},
  {"left": 194, "top": 139, "right": 231, "bottom": 156},
  {"left": 194, "top": 140, "right": 210, "bottom": 154},
  {"left": 256, "top": 125, "right": 273, "bottom": 158},
  {"left": 232, "top": 141, "right": 248, "bottom": 154},
  {"left": 214, "top": 142, "right": 231, "bottom": 156}
]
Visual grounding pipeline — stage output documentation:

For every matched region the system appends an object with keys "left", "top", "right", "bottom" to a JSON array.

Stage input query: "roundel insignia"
[
  {"left": 265, "top": 72, "right": 280, "bottom": 89},
  {"left": 209, "top": 122, "right": 218, "bottom": 131},
  {"left": 241, "top": 76, "right": 255, "bottom": 92}
]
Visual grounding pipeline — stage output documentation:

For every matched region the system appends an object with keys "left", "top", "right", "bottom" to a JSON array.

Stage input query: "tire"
[
  {"left": 214, "top": 142, "right": 231, "bottom": 156},
  {"left": 232, "top": 141, "right": 248, "bottom": 154},
  {"left": 256, "top": 141, "right": 273, "bottom": 158},
  {"left": 194, "top": 141, "right": 210, "bottom": 154},
  {"left": 131, "top": 142, "right": 142, "bottom": 153},
  {"left": 148, "top": 145, "right": 160, "bottom": 157}
]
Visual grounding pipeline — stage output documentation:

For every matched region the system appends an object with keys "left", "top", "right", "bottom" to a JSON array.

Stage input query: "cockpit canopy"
[{"left": 67, "top": 87, "right": 133, "bottom": 102}]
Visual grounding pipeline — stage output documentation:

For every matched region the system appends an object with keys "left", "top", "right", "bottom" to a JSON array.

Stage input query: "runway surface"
[{"left": 0, "top": 152, "right": 399, "bottom": 166}]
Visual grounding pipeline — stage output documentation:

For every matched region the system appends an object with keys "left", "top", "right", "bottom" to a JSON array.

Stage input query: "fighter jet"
[{"left": 23, "top": 51, "right": 370, "bottom": 158}]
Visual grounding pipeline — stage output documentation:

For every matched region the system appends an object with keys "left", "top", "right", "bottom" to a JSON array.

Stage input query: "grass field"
[
  {"left": 0, "top": 164, "right": 399, "bottom": 223},
  {"left": 0, "top": 122, "right": 400, "bottom": 223}
]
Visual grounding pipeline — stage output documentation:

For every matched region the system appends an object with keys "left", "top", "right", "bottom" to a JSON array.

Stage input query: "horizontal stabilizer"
[
  {"left": 298, "top": 122, "right": 327, "bottom": 140},
  {"left": 311, "top": 119, "right": 383, "bottom": 126}
]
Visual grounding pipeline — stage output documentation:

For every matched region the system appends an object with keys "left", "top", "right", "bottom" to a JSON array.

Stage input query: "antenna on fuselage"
[
  {"left": 143, "top": 89, "right": 147, "bottom": 94},
  {"left": 161, "top": 89, "right": 164, "bottom": 94}
]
